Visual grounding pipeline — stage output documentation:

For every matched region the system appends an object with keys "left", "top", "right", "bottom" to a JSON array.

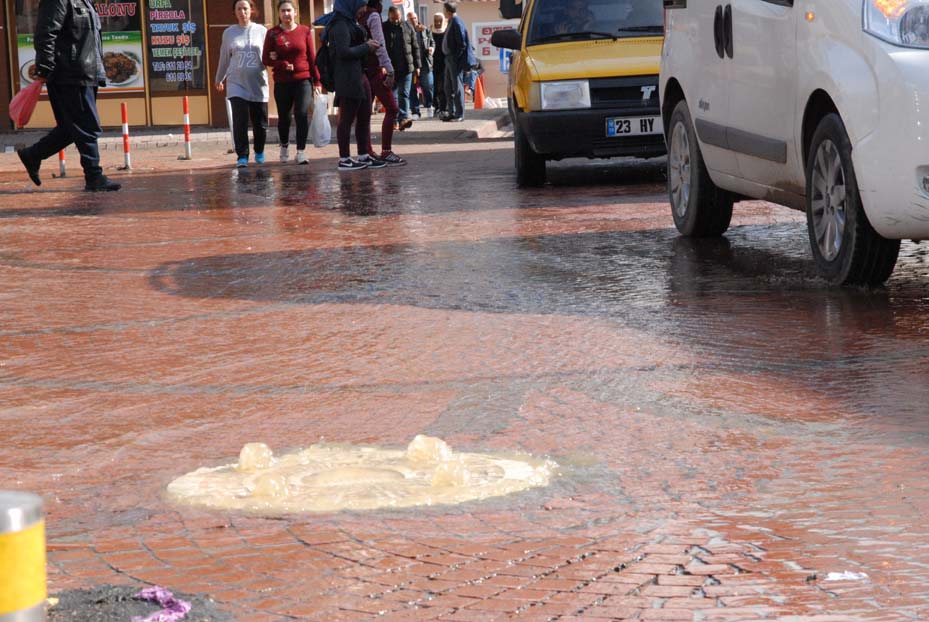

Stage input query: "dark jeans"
[
  {"left": 274, "top": 80, "right": 312, "bottom": 151},
  {"left": 392, "top": 72, "right": 413, "bottom": 122},
  {"left": 410, "top": 69, "right": 433, "bottom": 114},
  {"left": 433, "top": 60, "right": 447, "bottom": 114},
  {"left": 444, "top": 59, "right": 465, "bottom": 119},
  {"left": 336, "top": 76, "right": 372, "bottom": 159},
  {"left": 229, "top": 97, "right": 268, "bottom": 158},
  {"left": 366, "top": 70, "right": 397, "bottom": 153},
  {"left": 25, "top": 83, "right": 103, "bottom": 181}
]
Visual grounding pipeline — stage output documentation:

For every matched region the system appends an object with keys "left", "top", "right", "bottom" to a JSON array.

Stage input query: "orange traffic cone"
[{"left": 474, "top": 75, "right": 486, "bottom": 110}]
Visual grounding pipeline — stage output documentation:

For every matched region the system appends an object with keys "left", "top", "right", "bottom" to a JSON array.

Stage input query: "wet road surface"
[{"left": 2, "top": 140, "right": 929, "bottom": 621}]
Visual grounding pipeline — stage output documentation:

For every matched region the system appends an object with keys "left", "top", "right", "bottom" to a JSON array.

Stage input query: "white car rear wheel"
[{"left": 667, "top": 100, "right": 733, "bottom": 237}]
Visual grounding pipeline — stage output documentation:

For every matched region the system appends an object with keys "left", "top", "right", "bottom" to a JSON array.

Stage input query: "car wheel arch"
[
  {"left": 662, "top": 78, "right": 686, "bottom": 139},
  {"left": 801, "top": 90, "right": 840, "bottom": 172}
]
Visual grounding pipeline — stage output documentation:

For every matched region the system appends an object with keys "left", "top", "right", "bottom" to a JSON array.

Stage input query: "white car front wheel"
[{"left": 805, "top": 114, "right": 899, "bottom": 286}]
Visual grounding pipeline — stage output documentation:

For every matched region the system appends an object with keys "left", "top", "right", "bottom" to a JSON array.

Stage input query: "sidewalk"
[{"left": 0, "top": 107, "right": 510, "bottom": 153}]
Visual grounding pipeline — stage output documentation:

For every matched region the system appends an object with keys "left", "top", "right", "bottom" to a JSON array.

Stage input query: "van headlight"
[
  {"left": 864, "top": 0, "right": 929, "bottom": 48},
  {"left": 536, "top": 80, "right": 591, "bottom": 111}
]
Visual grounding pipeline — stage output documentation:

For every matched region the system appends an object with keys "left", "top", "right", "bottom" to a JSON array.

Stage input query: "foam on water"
[{"left": 166, "top": 435, "right": 557, "bottom": 513}]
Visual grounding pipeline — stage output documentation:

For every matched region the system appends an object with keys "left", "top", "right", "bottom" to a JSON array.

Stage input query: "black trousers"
[
  {"left": 25, "top": 83, "right": 103, "bottom": 181},
  {"left": 229, "top": 97, "right": 268, "bottom": 158},
  {"left": 274, "top": 80, "right": 312, "bottom": 151}
]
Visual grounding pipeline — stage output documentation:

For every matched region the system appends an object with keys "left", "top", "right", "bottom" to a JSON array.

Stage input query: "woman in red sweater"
[{"left": 262, "top": 0, "right": 322, "bottom": 165}]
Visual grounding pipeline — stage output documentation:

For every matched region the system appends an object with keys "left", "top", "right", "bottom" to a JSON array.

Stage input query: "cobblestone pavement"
[{"left": 2, "top": 137, "right": 929, "bottom": 622}]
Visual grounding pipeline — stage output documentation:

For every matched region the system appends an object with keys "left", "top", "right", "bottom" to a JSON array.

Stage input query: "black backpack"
[{"left": 315, "top": 37, "right": 335, "bottom": 92}]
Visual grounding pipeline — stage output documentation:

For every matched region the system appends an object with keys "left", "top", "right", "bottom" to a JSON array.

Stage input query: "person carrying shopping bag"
[
  {"left": 216, "top": 0, "right": 269, "bottom": 168},
  {"left": 263, "top": 0, "right": 322, "bottom": 165}
]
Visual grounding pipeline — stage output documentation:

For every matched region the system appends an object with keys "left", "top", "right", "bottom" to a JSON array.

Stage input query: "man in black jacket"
[
  {"left": 16, "top": 0, "right": 120, "bottom": 191},
  {"left": 408, "top": 12, "right": 434, "bottom": 118},
  {"left": 383, "top": 6, "right": 420, "bottom": 130}
]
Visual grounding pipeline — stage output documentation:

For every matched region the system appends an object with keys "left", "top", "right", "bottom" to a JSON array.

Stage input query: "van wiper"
[
  {"left": 617, "top": 25, "right": 663, "bottom": 34},
  {"left": 534, "top": 31, "right": 617, "bottom": 43}
]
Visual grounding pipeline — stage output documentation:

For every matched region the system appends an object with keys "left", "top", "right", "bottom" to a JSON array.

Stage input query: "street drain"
[{"left": 166, "top": 435, "right": 557, "bottom": 513}]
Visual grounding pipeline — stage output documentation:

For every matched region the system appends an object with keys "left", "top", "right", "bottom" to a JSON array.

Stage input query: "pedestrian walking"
[
  {"left": 408, "top": 12, "right": 434, "bottom": 119},
  {"left": 16, "top": 0, "right": 121, "bottom": 191},
  {"left": 383, "top": 6, "right": 420, "bottom": 130},
  {"left": 319, "top": 0, "right": 386, "bottom": 171},
  {"left": 431, "top": 12, "right": 448, "bottom": 119},
  {"left": 263, "top": 0, "right": 321, "bottom": 165},
  {"left": 359, "top": 0, "right": 407, "bottom": 166},
  {"left": 215, "top": 0, "right": 269, "bottom": 168},
  {"left": 441, "top": 1, "right": 474, "bottom": 122}
]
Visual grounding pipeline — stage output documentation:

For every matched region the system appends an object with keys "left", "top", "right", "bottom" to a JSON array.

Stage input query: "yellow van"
[{"left": 491, "top": 0, "right": 665, "bottom": 186}]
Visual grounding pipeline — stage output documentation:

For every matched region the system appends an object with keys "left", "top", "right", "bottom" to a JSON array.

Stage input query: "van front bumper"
[{"left": 517, "top": 109, "right": 666, "bottom": 160}]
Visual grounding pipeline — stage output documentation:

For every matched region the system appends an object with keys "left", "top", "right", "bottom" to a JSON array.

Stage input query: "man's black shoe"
[
  {"left": 84, "top": 176, "right": 121, "bottom": 192},
  {"left": 17, "top": 149, "right": 41, "bottom": 186},
  {"left": 442, "top": 116, "right": 464, "bottom": 123}
]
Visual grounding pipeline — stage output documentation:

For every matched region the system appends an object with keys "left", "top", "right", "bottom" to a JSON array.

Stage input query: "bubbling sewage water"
[{"left": 166, "top": 435, "right": 557, "bottom": 513}]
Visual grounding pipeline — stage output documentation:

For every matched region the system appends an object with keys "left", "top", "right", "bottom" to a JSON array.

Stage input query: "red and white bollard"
[
  {"left": 178, "top": 95, "right": 192, "bottom": 160},
  {"left": 118, "top": 102, "right": 131, "bottom": 170},
  {"left": 57, "top": 150, "right": 66, "bottom": 177}
]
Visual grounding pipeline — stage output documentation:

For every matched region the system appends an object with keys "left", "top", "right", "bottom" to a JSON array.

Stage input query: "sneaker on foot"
[
  {"left": 255, "top": 152, "right": 265, "bottom": 164},
  {"left": 280, "top": 145, "right": 289, "bottom": 162},
  {"left": 400, "top": 118, "right": 413, "bottom": 131},
  {"left": 84, "top": 175, "right": 121, "bottom": 192},
  {"left": 295, "top": 150, "right": 308, "bottom": 165},
  {"left": 17, "top": 149, "right": 41, "bottom": 186},
  {"left": 338, "top": 157, "right": 368, "bottom": 171},
  {"left": 359, "top": 154, "right": 387, "bottom": 169},
  {"left": 236, "top": 157, "right": 248, "bottom": 168},
  {"left": 380, "top": 151, "right": 407, "bottom": 166}
]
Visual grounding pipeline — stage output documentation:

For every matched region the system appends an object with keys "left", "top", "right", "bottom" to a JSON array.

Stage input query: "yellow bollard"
[{"left": 0, "top": 492, "right": 46, "bottom": 622}]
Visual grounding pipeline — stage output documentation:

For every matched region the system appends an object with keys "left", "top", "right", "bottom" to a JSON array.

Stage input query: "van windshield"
[{"left": 526, "top": 0, "right": 663, "bottom": 46}]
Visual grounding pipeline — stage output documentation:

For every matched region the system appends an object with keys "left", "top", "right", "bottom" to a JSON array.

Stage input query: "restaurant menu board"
[
  {"left": 145, "top": 0, "right": 206, "bottom": 91},
  {"left": 16, "top": 0, "right": 145, "bottom": 92}
]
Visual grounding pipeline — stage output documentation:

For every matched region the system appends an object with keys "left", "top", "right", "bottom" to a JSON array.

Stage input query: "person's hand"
[
  {"left": 215, "top": 82, "right": 225, "bottom": 92},
  {"left": 285, "top": 62, "right": 294, "bottom": 71},
  {"left": 269, "top": 51, "right": 278, "bottom": 60},
  {"left": 366, "top": 39, "right": 380, "bottom": 51},
  {"left": 313, "top": 85, "right": 322, "bottom": 96},
  {"left": 415, "top": 68, "right": 420, "bottom": 77},
  {"left": 384, "top": 73, "right": 395, "bottom": 89}
]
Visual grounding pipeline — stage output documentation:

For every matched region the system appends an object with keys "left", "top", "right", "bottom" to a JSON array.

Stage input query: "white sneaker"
[
  {"left": 279, "top": 145, "right": 289, "bottom": 162},
  {"left": 295, "top": 150, "right": 308, "bottom": 165},
  {"left": 425, "top": 107, "right": 433, "bottom": 118}
]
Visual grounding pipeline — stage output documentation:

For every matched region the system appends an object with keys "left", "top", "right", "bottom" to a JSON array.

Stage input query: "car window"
[{"left": 527, "top": 0, "right": 663, "bottom": 46}]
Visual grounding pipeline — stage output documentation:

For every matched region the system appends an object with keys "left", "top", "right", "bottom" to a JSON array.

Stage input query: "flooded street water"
[{"left": 2, "top": 141, "right": 929, "bottom": 620}]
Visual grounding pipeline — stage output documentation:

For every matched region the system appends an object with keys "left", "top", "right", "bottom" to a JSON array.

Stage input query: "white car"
[{"left": 659, "top": 0, "right": 929, "bottom": 285}]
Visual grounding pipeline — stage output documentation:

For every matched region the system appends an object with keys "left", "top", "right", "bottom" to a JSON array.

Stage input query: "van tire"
[
  {"left": 515, "top": 123, "right": 546, "bottom": 187},
  {"left": 667, "top": 100, "right": 733, "bottom": 236},
  {"left": 805, "top": 114, "right": 899, "bottom": 286}
]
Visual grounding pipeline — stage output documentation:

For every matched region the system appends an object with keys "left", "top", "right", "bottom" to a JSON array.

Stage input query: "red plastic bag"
[{"left": 9, "top": 80, "right": 43, "bottom": 128}]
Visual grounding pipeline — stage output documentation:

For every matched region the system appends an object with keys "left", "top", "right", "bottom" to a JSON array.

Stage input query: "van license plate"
[{"left": 606, "top": 116, "right": 663, "bottom": 137}]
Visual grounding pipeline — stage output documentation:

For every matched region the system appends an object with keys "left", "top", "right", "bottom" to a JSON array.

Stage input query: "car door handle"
[
  {"left": 713, "top": 5, "right": 725, "bottom": 59},
  {"left": 723, "top": 4, "right": 733, "bottom": 58}
]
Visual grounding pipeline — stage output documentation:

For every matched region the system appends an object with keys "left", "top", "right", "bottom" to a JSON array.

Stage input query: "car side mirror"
[
  {"left": 491, "top": 29, "right": 522, "bottom": 50},
  {"left": 500, "top": 0, "right": 523, "bottom": 19}
]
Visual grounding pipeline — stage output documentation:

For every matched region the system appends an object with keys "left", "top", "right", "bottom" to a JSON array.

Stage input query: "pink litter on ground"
[{"left": 132, "top": 586, "right": 192, "bottom": 622}]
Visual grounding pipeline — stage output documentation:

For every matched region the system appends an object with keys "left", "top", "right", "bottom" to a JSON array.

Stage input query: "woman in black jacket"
[{"left": 323, "top": 0, "right": 384, "bottom": 170}]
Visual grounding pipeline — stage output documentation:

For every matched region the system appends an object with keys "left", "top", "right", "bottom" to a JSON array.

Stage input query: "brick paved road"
[{"left": 2, "top": 138, "right": 929, "bottom": 621}]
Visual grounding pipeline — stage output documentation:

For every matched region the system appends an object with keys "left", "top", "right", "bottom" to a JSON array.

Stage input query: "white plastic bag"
[{"left": 311, "top": 92, "right": 331, "bottom": 148}]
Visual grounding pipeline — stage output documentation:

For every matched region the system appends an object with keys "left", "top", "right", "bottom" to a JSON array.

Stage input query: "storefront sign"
[
  {"left": 472, "top": 20, "right": 520, "bottom": 61},
  {"left": 145, "top": 0, "right": 207, "bottom": 91},
  {"left": 15, "top": 0, "right": 144, "bottom": 92}
]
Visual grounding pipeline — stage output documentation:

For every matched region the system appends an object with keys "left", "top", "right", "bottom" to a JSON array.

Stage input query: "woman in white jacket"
[{"left": 215, "top": 0, "right": 269, "bottom": 168}]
